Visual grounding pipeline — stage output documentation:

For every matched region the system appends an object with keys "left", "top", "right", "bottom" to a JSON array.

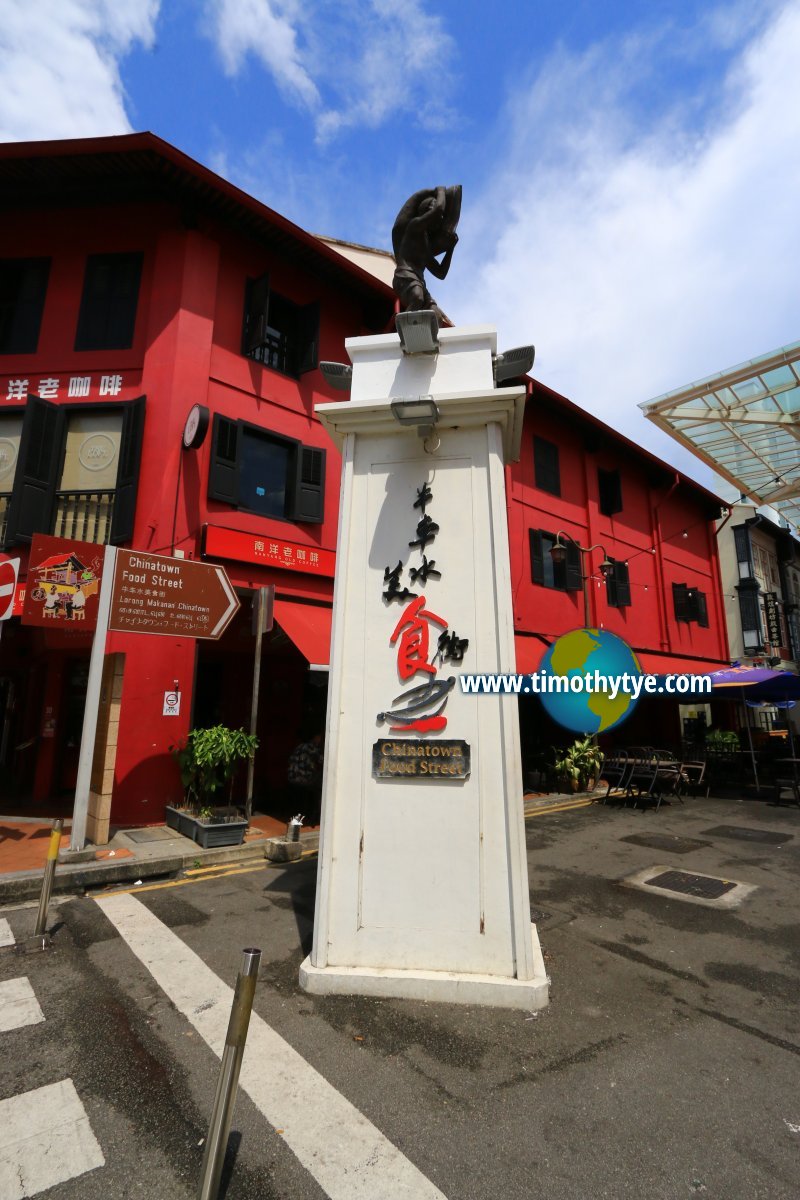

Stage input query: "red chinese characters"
[{"left": 391, "top": 596, "right": 446, "bottom": 680}]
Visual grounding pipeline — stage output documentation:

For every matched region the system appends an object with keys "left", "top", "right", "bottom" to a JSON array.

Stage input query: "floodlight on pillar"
[
  {"left": 395, "top": 310, "right": 439, "bottom": 355},
  {"left": 390, "top": 395, "right": 440, "bottom": 440},
  {"left": 494, "top": 345, "right": 535, "bottom": 385},
  {"left": 319, "top": 361, "right": 353, "bottom": 391}
]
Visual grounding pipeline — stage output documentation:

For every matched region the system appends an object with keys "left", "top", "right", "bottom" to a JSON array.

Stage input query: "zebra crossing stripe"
[
  {"left": 0, "top": 977, "right": 44, "bottom": 1032},
  {"left": 0, "top": 918, "right": 14, "bottom": 948},
  {"left": 97, "top": 892, "right": 448, "bottom": 1200},
  {"left": 0, "top": 1078, "right": 104, "bottom": 1199}
]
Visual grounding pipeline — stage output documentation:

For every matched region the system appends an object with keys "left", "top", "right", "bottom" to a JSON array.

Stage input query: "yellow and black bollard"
[{"left": 33, "top": 818, "right": 64, "bottom": 941}]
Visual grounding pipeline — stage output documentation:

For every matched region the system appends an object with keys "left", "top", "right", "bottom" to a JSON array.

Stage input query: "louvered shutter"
[
  {"left": 243, "top": 273, "right": 270, "bottom": 356},
  {"left": 208, "top": 415, "right": 240, "bottom": 505},
  {"left": 695, "top": 590, "right": 709, "bottom": 628},
  {"left": 609, "top": 561, "right": 630, "bottom": 607},
  {"left": 564, "top": 540, "right": 582, "bottom": 592},
  {"left": 297, "top": 302, "right": 320, "bottom": 374},
  {"left": 529, "top": 530, "right": 544, "bottom": 584},
  {"left": 110, "top": 395, "right": 145, "bottom": 544},
  {"left": 4, "top": 394, "right": 63, "bottom": 544},
  {"left": 292, "top": 445, "right": 325, "bottom": 523},
  {"left": 533, "top": 436, "right": 560, "bottom": 496},
  {"left": 673, "top": 583, "right": 690, "bottom": 622}
]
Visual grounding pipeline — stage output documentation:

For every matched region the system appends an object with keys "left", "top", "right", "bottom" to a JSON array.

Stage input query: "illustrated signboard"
[
  {"left": 108, "top": 549, "right": 239, "bottom": 639},
  {"left": 21, "top": 535, "right": 104, "bottom": 630}
]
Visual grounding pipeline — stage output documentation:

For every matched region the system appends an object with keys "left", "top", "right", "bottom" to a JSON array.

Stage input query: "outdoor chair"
[
  {"left": 681, "top": 761, "right": 708, "bottom": 799},
  {"left": 600, "top": 751, "right": 632, "bottom": 802}
]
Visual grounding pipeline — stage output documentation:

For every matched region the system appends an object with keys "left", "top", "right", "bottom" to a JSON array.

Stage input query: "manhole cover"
[
  {"left": 621, "top": 833, "right": 710, "bottom": 854},
  {"left": 124, "top": 827, "right": 181, "bottom": 844},
  {"left": 645, "top": 869, "right": 736, "bottom": 899},
  {"left": 702, "top": 825, "right": 792, "bottom": 845}
]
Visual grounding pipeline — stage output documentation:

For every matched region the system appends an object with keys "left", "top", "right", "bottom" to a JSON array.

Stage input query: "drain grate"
[
  {"left": 702, "top": 825, "right": 792, "bottom": 846},
  {"left": 123, "top": 827, "right": 181, "bottom": 844},
  {"left": 645, "top": 869, "right": 736, "bottom": 900},
  {"left": 621, "top": 833, "right": 709, "bottom": 855}
]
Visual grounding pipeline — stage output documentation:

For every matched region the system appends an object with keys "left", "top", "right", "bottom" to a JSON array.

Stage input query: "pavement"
[{"left": 0, "top": 793, "right": 589, "bottom": 905}]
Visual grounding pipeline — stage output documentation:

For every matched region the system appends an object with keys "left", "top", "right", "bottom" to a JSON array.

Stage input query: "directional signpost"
[{"left": 71, "top": 547, "right": 240, "bottom": 850}]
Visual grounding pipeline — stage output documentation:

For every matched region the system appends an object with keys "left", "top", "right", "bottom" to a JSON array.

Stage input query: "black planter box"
[{"left": 164, "top": 806, "right": 247, "bottom": 848}]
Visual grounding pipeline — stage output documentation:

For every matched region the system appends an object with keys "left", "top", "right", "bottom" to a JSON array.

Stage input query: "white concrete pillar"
[{"left": 300, "top": 325, "right": 549, "bottom": 1010}]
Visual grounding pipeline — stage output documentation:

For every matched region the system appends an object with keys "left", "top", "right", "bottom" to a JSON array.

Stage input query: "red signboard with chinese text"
[
  {"left": 2, "top": 371, "right": 139, "bottom": 403},
  {"left": 21, "top": 535, "right": 105, "bottom": 631},
  {"left": 203, "top": 525, "right": 335, "bottom": 577}
]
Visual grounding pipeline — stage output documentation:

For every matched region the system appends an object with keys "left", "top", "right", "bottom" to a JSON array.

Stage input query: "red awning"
[
  {"left": 634, "top": 652, "right": 722, "bottom": 677},
  {"left": 273, "top": 599, "right": 332, "bottom": 668},
  {"left": 515, "top": 635, "right": 548, "bottom": 674}
]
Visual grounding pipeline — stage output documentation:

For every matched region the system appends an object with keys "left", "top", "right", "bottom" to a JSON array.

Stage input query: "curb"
[{"left": 0, "top": 838, "right": 272, "bottom": 907}]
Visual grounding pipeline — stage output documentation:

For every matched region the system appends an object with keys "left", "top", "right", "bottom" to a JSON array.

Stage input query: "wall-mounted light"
[
  {"left": 494, "top": 345, "right": 535, "bottom": 385},
  {"left": 319, "top": 361, "right": 353, "bottom": 391},
  {"left": 395, "top": 310, "right": 439, "bottom": 355},
  {"left": 390, "top": 395, "right": 440, "bottom": 440}
]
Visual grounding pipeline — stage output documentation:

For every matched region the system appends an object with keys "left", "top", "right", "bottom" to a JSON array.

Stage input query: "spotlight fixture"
[
  {"left": 319, "top": 361, "right": 353, "bottom": 391},
  {"left": 390, "top": 395, "right": 440, "bottom": 439},
  {"left": 494, "top": 345, "right": 535, "bottom": 385},
  {"left": 682, "top": 530, "right": 688, "bottom": 539},
  {"left": 395, "top": 310, "right": 439, "bottom": 355}
]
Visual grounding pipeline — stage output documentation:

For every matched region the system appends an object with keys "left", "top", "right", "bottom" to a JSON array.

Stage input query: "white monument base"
[{"left": 300, "top": 926, "right": 549, "bottom": 1009}]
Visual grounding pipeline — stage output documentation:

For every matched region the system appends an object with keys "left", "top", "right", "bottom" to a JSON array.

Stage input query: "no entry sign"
[{"left": 0, "top": 556, "right": 20, "bottom": 622}]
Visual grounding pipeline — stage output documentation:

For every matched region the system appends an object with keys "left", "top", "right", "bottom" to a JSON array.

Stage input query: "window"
[
  {"left": 530, "top": 530, "right": 582, "bottom": 591},
  {"left": 533, "top": 436, "right": 560, "bottom": 496},
  {"left": 0, "top": 412, "right": 24, "bottom": 545},
  {"left": 75, "top": 253, "right": 143, "bottom": 351},
  {"left": 2, "top": 394, "right": 145, "bottom": 547},
  {"left": 605, "top": 559, "right": 631, "bottom": 608},
  {"left": 208, "top": 414, "right": 325, "bottom": 524},
  {"left": 0, "top": 258, "right": 50, "bottom": 354},
  {"left": 734, "top": 525, "right": 753, "bottom": 580},
  {"left": 673, "top": 582, "right": 709, "bottom": 627},
  {"left": 242, "top": 272, "right": 319, "bottom": 378},
  {"left": 598, "top": 468, "right": 623, "bottom": 516},
  {"left": 737, "top": 585, "right": 763, "bottom": 653}
]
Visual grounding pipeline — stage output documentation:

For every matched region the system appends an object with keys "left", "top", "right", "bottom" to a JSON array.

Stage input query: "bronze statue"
[{"left": 391, "top": 185, "right": 462, "bottom": 325}]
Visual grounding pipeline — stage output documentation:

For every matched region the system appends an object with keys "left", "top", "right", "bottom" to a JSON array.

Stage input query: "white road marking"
[
  {"left": 0, "top": 918, "right": 14, "bottom": 947},
  {"left": 96, "top": 892, "right": 448, "bottom": 1200},
  {"left": 0, "top": 977, "right": 44, "bottom": 1032},
  {"left": 0, "top": 1078, "right": 105, "bottom": 1199}
]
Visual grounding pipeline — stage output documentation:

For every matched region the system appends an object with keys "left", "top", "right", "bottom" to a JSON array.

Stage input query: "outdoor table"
[{"left": 773, "top": 759, "right": 800, "bottom": 806}]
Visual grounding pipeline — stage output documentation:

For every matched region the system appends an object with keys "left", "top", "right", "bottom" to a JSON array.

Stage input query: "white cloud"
[
  {"left": 205, "top": 0, "right": 455, "bottom": 142},
  {"left": 0, "top": 0, "right": 159, "bottom": 141},
  {"left": 440, "top": 2, "right": 800, "bottom": 482}
]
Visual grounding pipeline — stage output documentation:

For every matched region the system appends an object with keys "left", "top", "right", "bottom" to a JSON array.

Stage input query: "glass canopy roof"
[{"left": 641, "top": 341, "right": 800, "bottom": 531}]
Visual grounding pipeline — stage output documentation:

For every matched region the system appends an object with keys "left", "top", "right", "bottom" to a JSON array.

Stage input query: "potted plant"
[
  {"left": 167, "top": 725, "right": 259, "bottom": 848},
  {"left": 553, "top": 736, "right": 604, "bottom": 793}
]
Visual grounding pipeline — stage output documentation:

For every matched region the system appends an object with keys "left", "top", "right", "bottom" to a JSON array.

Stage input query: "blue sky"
[{"left": 2, "top": 0, "right": 799, "bottom": 485}]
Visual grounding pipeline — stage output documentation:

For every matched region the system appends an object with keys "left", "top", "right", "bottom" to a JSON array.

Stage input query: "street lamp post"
[{"left": 549, "top": 532, "right": 614, "bottom": 627}]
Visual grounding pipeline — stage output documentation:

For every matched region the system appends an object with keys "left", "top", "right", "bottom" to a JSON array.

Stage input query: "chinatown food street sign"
[
  {"left": 109, "top": 550, "right": 239, "bottom": 639},
  {"left": 372, "top": 739, "right": 471, "bottom": 780}
]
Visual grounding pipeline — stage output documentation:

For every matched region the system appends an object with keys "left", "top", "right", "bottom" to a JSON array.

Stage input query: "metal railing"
[
  {"left": 247, "top": 331, "right": 299, "bottom": 377},
  {"left": 53, "top": 490, "right": 115, "bottom": 544}
]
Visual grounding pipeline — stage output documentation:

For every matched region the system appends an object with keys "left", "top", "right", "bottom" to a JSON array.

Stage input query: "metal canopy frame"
[{"left": 640, "top": 341, "right": 800, "bottom": 530}]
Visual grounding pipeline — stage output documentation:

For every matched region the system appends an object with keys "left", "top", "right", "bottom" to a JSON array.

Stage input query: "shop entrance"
[{"left": 192, "top": 593, "right": 329, "bottom": 820}]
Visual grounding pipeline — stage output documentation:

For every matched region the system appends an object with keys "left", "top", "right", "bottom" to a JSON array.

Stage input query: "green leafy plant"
[
  {"left": 171, "top": 725, "right": 259, "bottom": 812},
  {"left": 553, "top": 736, "right": 604, "bottom": 792},
  {"left": 705, "top": 728, "right": 740, "bottom": 752}
]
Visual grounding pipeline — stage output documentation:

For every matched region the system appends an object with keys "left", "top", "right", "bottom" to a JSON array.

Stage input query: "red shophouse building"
[{"left": 0, "top": 133, "right": 730, "bottom": 834}]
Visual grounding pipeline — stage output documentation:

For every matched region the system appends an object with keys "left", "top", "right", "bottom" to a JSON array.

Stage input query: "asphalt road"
[{"left": 1, "top": 794, "right": 798, "bottom": 1199}]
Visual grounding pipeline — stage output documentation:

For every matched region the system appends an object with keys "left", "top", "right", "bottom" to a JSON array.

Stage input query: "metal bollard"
[
  {"left": 34, "top": 818, "right": 63, "bottom": 940},
  {"left": 197, "top": 947, "right": 262, "bottom": 1200}
]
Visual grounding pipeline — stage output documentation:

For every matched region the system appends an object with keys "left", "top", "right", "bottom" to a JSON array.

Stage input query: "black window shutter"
[
  {"left": 673, "top": 583, "right": 690, "bottom": 622},
  {"left": 4, "top": 394, "right": 63, "bottom": 544},
  {"left": 292, "top": 445, "right": 325, "bottom": 523},
  {"left": 598, "top": 468, "right": 623, "bottom": 516},
  {"left": 533, "top": 436, "right": 560, "bottom": 496},
  {"left": 243, "top": 272, "right": 270, "bottom": 356},
  {"left": 564, "top": 540, "right": 582, "bottom": 592},
  {"left": 606, "top": 559, "right": 630, "bottom": 607},
  {"left": 737, "top": 588, "right": 762, "bottom": 637},
  {"left": 110, "top": 395, "right": 146, "bottom": 545},
  {"left": 529, "top": 530, "right": 544, "bottom": 584},
  {"left": 0, "top": 258, "right": 50, "bottom": 354},
  {"left": 75, "top": 253, "right": 143, "bottom": 351},
  {"left": 733, "top": 525, "right": 751, "bottom": 565},
  {"left": 297, "top": 302, "right": 320, "bottom": 374},
  {"left": 208, "top": 415, "right": 241, "bottom": 505},
  {"left": 696, "top": 590, "right": 709, "bottom": 628}
]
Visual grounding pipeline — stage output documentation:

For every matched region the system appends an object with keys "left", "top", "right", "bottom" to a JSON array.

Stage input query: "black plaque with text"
[{"left": 373, "top": 739, "right": 471, "bottom": 780}]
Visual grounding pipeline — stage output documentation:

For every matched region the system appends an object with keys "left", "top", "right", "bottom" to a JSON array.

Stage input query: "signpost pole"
[
  {"left": 245, "top": 586, "right": 273, "bottom": 822},
  {"left": 71, "top": 546, "right": 117, "bottom": 852}
]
